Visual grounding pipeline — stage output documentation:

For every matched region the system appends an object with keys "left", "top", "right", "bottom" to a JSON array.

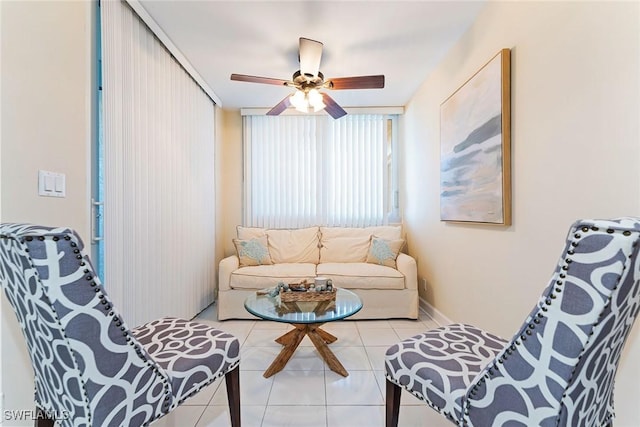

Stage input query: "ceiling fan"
[{"left": 230, "top": 37, "right": 385, "bottom": 119}]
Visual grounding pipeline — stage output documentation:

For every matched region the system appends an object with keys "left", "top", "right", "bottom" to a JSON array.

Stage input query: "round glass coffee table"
[{"left": 244, "top": 288, "right": 363, "bottom": 377}]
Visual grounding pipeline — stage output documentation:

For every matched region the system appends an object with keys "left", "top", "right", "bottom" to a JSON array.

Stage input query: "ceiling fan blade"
[
  {"left": 328, "top": 75, "right": 385, "bottom": 90},
  {"left": 230, "top": 74, "right": 290, "bottom": 86},
  {"left": 299, "top": 38, "right": 323, "bottom": 78},
  {"left": 266, "top": 95, "right": 292, "bottom": 116},
  {"left": 322, "top": 93, "right": 347, "bottom": 119}
]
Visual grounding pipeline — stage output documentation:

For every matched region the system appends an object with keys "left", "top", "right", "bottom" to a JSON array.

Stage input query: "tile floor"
[{"left": 152, "top": 304, "right": 451, "bottom": 427}]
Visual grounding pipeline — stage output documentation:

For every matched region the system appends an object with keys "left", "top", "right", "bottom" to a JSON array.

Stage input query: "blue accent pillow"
[
  {"left": 233, "top": 236, "right": 273, "bottom": 266},
  {"left": 366, "top": 236, "right": 404, "bottom": 268}
]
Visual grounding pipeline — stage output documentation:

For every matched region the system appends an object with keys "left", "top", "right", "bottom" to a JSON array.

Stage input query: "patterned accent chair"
[
  {"left": 0, "top": 224, "right": 241, "bottom": 427},
  {"left": 385, "top": 218, "right": 640, "bottom": 427}
]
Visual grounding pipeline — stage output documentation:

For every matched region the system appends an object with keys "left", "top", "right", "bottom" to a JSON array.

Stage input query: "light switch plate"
[{"left": 39, "top": 170, "right": 65, "bottom": 198}]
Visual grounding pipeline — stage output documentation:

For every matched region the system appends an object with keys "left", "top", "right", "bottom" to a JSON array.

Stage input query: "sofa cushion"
[
  {"left": 366, "top": 237, "right": 405, "bottom": 268},
  {"left": 233, "top": 236, "right": 273, "bottom": 266},
  {"left": 230, "top": 263, "right": 317, "bottom": 290},
  {"left": 266, "top": 227, "right": 320, "bottom": 264},
  {"left": 320, "top": 226, "right": 403, "bottom": 262},
  {"left": 317, "top": 263, "right": 405, "bottom": 290},
  {"left": 320, "top": 236, "right": 370, "bottom": 263}
]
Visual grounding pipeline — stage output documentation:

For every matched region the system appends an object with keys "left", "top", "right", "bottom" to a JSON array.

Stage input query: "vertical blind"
[
  {"left": 101, "top": 0, "right": 216, "bottom": 327},
  {"left": 244, "top": 114, "right": 391, "bottom": 228}
]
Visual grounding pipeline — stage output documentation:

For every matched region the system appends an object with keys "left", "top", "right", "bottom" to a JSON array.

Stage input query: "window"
[{"left": 243, "top": 114, "right": 399, "bottom": 228}]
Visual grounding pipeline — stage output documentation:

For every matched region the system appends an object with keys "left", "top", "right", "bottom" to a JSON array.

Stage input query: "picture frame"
[{"left": 440, "top": 48, "right": 511, "bottom": 225}]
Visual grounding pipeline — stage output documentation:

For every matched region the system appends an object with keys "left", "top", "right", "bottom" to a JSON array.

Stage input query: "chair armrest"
[
  {"left": 219, "top": 255, "right": 240, "bottom": 292},
  {"left": 397, "top": 253, "right": 418, "bottom": 290}
]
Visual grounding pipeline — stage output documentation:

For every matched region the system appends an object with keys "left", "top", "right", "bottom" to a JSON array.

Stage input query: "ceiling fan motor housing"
[{"left": 292, "top": 70, "right": 325, "bottom": 92}]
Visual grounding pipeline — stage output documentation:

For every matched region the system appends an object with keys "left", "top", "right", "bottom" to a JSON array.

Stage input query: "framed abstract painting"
[{"left": 440, "top": 48, "right": 511, "bottom": 225}]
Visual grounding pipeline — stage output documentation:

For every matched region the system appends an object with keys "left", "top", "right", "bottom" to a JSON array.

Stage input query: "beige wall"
[
  {"left": 0, "top": 0, "right": 93, "bottom": 422},
  {"left": 215, "top": 107, "right": 243, "bottom": 297},
  {"left": 402, "top": 1, "right": 639, "bottom": 425},
  {"left": 218, "top": 109, "right": 244, "bottom": 259}
]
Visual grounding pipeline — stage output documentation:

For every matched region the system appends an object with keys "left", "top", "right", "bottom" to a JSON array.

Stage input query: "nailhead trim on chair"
[{"left": 14, "top": 234, "right": 95, "bottom": 424}]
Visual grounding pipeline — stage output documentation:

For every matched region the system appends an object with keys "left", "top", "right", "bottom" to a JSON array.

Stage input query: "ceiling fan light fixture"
[
  {"left": 308, "top": 89, "right": 325, "bottom": 112},
  {"left": 289, "top": 89, "right": 326, "bottom": 113},
  {"left": 290, "top": 90, "right": 308, "bottom": 112},
  {"left": 312, "top": 101, "right": 326, "bottom": 113}
]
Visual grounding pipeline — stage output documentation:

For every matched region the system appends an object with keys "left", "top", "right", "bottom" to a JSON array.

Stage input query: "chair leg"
[
  {"left": 385, "top": 378, "right": 401, "bottom": 427},
  {"left": 225, "top": 365, "right": 241, "bottom": 427},
  {"left": 34, "top": 407, "right": 55, "bottom": 427}
]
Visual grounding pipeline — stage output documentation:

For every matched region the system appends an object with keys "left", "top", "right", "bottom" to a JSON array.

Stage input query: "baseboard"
[{"left": 419, "top": 297, "right": 452, "bottom": 326}]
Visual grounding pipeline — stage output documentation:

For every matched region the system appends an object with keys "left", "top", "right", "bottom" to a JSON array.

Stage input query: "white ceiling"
[{"left": 137, "top": 0, "right": 486, "bottom": 111}]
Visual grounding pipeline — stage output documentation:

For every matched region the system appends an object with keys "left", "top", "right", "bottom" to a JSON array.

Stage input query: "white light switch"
[
  {"left": 44, "top": 175, "right": 54, "bottom": 191},
  {"left": 54, "top": 175, "right": 65, "bottom": 193},
  {"left": 39, "top": 170, "right": 66, "bottom": 198}
]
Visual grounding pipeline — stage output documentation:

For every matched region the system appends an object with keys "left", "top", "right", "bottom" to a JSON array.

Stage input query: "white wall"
[
  {"left": 402, "top": 1, "right": 639, "bottom": 425},
  {"left": 0, "top": 1, "right": 93, "bottom": 423}
]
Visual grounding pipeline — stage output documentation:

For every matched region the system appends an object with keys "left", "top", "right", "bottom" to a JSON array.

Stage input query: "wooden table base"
[{"left": 263, "top": 323, "right": 348, "bottom": 378}]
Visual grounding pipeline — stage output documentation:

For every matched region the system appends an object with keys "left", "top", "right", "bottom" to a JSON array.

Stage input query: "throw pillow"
[
  {"left": 366, "top": 236, "right": 404, "bottom": 268},
  {"left": 233, "top": 236, "right": 273, "bottom": 266}
]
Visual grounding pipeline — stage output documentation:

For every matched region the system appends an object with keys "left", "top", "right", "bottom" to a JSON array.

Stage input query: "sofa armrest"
[
  {"left": 396, "top": 253, "right": 418, "bottom": 290},
  {"left": 219, "top": 255, "right": 240, "bottom": 292}
]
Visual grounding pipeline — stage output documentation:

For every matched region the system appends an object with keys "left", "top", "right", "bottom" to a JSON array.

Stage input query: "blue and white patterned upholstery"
[
  {"left": 385, "top": 218, "right": 640, "bottom": 427},
  {"left": 0, "top": 223, "right": 241, "bottom": 427}
]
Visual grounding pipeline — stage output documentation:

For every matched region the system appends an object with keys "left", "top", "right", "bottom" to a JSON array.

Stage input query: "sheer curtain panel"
[
  {"left": 244, "top": 114, "right": 393, "bottom": 228},
  {"left": 101, "top": 0, "right": 216, "bottom": 327}
]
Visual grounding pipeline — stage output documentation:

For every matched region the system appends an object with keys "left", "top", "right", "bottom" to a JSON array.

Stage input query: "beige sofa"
[{"left": 217, "top": 225, "right": 418, "bottom": 320}]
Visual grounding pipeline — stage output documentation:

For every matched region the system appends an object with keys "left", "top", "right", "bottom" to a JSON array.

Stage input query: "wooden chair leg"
[
  {"left": 34, "top": 407, "right": 55, "bottom": 427},
  {"left": 225, "top": 366, "right": 241, "bottom": 427},
  {"left": 386, "top": 378, "right": 401, "bottom": 427}
]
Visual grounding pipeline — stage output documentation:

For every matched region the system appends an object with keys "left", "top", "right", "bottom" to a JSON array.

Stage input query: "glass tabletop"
[{"left": 244, "top": 288, "right": 363, "bottom": 324}]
